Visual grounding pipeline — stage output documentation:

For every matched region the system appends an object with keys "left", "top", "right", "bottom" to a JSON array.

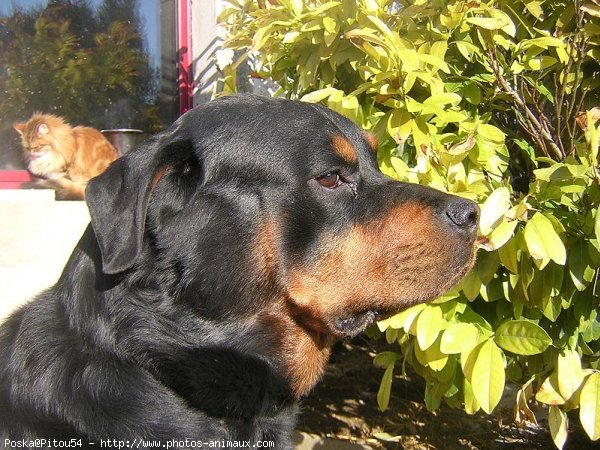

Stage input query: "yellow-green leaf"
[
  {"left": 423, "top": 92, "right": 462, "bottom": 107},
  {"left": 569, "top": 239, "right": 595, "bottom": 291},
  {"left": 417, "top": 53, "right": 451, "bottom": 73},
  {"left": 498, "top": 237, "right": 519, "bottom": 274},
  {"left": 460, "top": 270, "right": 482, "bottom": 301},
  {"left": 549, "top": 406, "right": 568, "bottom": 450},
  {"left": 557, "top": 349, "right": 584, "bottom": 401},
  {"left": 464, "top": 378, "right": 480, "bottom": 415},
  {"left": 373, "top": 351, "right": 399, "bottom": 369},
  {"left": 479, "top": 187, "right": 511, "bottom": 235},
  {"left": 416, "top": 306, "right": 443, "bottom": 350},
  {"left": 387, "top": 109, "right": 413, "bottom": 143},
  {"left": 441, "top": 322, "right": 479, "bottom": 354},
  {"left": 466, "top": 16, "right": 508, "bottom": 30},
  {"left": 478, "top": 123, "right": 506, "bottom": 145},
  {"left": 301, "top": 87, "right": 340, "bottom": 103},
  {"left": 494, "top": 320, "right": 552, "bottom": 355},
  {"left": 456, "top": 41, "right": 480, "bottom": 61},
  {"left": 525, "top": 1, "right": 545, "bottom": 20},
  {"left": 377, "top": 303, "right": 426, "bottom": 332},
  {"left": 415, "top": 337, "right": 448, "bottom": 371},
  {"left": 580, "top": 372, "right": 600, "bottom": 440},
  {"left": 486, "top": 219, "right": 518, "bottom": 250},
  {"left": 595, "top": 208, "right": 600, "bottom": 243},
  {"left": 524, "top": 213, "right": 566, "bottom": 265},
  {"left": 536, "top": 372, "right": 565, "bottom": 405},
  {"left": 470, "top": 339, "right": 505, "bottom": 414},
  {"left": 290, "top": 0, "right": 303, "bottom": 16},
  {"left": 377, "top": 364, "right": 394, "bottom": 411}
]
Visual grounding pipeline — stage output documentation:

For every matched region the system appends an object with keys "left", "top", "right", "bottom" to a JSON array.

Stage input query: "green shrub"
[
  {"left": 0, "top": 2, "right": 161, "bottom": 131},
  {"left": 219, "top": 0, "right": 600, "bottom": 447}
]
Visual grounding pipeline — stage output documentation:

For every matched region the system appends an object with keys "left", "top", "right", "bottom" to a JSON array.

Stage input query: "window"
[{"left": 0, "top": 0, "right": 183, "bottom": 169}]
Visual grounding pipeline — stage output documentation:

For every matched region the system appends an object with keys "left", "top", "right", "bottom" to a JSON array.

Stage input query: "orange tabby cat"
[{"left": 14, "top": 113, "right": 118, "bottom": 200}]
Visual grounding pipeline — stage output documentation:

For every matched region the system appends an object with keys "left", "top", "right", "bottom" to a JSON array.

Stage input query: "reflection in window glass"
[{"left": 0, "top": 0, "right": 178, "bottom": 169}]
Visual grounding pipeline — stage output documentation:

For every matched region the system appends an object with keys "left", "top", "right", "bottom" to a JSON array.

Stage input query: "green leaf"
[
  {"left": 557, "top": 349, "right": 584, "bottom": 401},
  {"left": 422, "top": 92, "right": 462, "bottom": 107},
  {"left": 366, "top": 15, "right": 401, "bottom": 51},
  {"left": 466, "top": 16, "right": 509, "bottom": 31},
  {"left": 569, "top": 239, "right": 595, "bottom": 291},
  {"left": 487, "top": 219, "right": 518, "bottom": 250},
  {"left": 373, "top": 351, "right": 399, "bottom": 369},
  {"left": 524, "top": 1, "right": 545, "bottom": 21},
  {"left": 416, "top": 306, "right": 444, "bottom": 350},
  {"left": 580, "top": 372, "right": 600, "bottom": 440},
  {"left": 455, "top": 41, "right": 480, "bottom": 61},
  {"left": 524, "top": 213, "right": 566, "bottom": 265},
  {"left": 479, "top": 187, "right": 511, "bottom": 236},
  {"left": 460, "top": 270, "right": 482, "bottom": 301},
  {"left": 477, "top": 124, "right": 506, "bottom": 145},
  {"left": 498, "top": 237, "right": 519, "bottom": 274},
  {"left": 301, "top": 87, "right": 341, "bottom": 103},
  {"left": 290, "top": 0, "right": 303, "bottom": 16},
  {"left": 387, "top": 109, "right": 413, "bottom": 143},
  {"left": 415, "top": 337, "right": 448, "bottom": 371},
  {"left": 595, "top": 208, "right": 600, "bottom": 243},
  {"left": 441, "top": 322, "right": 479, "bottom": 354},
  {"left": 470, "top": 339, "right": 505, "bottom": 414},
  {"left": 377, "top": 364, "right": 394, "bottom": 411},
  {"left": 549, "top": 406, "right": 568, "bottom": 450},
  {"left": 377, "top": 303, "right": 426, "bottom": 332},
  {"left": 417, "top": 53, "right": 451, "bottom": 73},
  {"left": 536, "top": 372, "right": 566, "bottom": 405},
  {"left": 463, "top": 82, "right": 481, "bottom": 105},
  {"left": 463, "top": 378, "right": 480, "bottom": 415},
  {"left": 494, "top": 320, "right": 552, "bottom": 355},
  {"left": 524, "top": 55, "right": 558, "bottom": 71}
]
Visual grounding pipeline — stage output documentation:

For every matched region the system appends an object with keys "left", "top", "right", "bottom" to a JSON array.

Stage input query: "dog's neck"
[{"left": 254, "top": 303, "right": 334, "bottom": 400}]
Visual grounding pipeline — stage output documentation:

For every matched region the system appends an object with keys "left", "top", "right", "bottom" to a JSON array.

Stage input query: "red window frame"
[{"left": 177, "top": 0, "right": 193, "bottom": 114}]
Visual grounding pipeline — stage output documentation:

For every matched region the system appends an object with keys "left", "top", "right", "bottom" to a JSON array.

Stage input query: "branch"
[{"left": 487, "top": 47, "right": 565, "bottom": 160}]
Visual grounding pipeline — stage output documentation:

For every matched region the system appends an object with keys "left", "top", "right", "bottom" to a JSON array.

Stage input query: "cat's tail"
[{"left": 22, "top": 178, "right": 87, "bottom": 200}]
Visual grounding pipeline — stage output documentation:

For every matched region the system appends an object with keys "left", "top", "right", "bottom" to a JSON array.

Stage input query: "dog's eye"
[{"left": 317, "top": 172, "right": 342, "bottom": 189}]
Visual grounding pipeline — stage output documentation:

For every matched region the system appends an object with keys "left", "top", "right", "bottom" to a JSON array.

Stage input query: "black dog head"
[{"left": 86, "top": 95, "right": 478, "bottom": 398}]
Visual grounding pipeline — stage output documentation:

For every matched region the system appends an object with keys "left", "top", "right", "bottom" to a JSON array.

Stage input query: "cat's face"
[{"left": 14, "top": 119, "right": 67, "bottom": 178}]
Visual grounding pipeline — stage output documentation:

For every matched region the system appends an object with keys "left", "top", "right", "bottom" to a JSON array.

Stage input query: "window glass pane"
[{"left": 0, "top": 0, "right": 178, "bottom": 169}]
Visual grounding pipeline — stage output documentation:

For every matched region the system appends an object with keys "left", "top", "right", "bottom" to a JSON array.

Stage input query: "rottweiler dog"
[{"left": 0, "top": 95, "right": 478, "bottom": 448}]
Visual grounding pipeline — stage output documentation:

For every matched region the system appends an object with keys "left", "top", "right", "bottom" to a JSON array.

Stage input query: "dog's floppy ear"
[{"left": 86, "top": 125, "right": 193, "bottom": 274}]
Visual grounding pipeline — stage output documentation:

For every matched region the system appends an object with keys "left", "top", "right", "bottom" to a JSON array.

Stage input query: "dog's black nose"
[{"left": 445, "top": 197, "right": 479, "bottom": 231}]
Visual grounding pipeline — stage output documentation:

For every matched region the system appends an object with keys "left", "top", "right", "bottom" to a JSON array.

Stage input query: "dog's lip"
[{"left": 331, "top": 310, "right": 380, "bottom": 339}]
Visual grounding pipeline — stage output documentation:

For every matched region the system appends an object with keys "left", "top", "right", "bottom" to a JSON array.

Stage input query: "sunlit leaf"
[
  {"left": 441, "top": 322, "right": 479, "bottom": 354},
  {"left": 479, "top": 187, "right": 511, "bottom": 236},
  {"left": 416, "top": 306, "right": 444, "bottom": 350},
  {"left": 524, "top": 213, "right": 566, "bottom": 265},
  {"left": 377, "top": 364, "right": 394, "bottom": 411},
  {"left": 536, "top": 372, "right": 566, "bottom": 405},
  {"left": 580, "top": 372, "right": 600, "bottom": 440},
  {"left": 557, "top": 349, "right": 584, "bottom": 401},
  {"left": 549, "top": 406, "right": 568, "bottom": 450},
  {"left": 494, "top": 320, "right": 552, "bottom": 355},
  {"left": 470, "top": 340, "right": 505, "bottom": 413}
]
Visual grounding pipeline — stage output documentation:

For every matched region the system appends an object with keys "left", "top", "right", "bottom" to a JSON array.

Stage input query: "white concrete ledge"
[{"left": 0, "top": 196, "right": 89, "bottom": 321}]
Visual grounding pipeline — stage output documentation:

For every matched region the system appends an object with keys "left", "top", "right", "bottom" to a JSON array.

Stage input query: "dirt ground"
[{"left": 297, "top": 338, "right": 600, "bottom": 450}]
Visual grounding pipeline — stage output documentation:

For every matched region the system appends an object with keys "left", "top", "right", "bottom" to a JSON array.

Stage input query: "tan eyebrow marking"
[
  {"left": 363, "top": 132, "right": 378, "bottom": 153},
  {"left": 331, "top": 134, "right": 358, "bottom": 164}
]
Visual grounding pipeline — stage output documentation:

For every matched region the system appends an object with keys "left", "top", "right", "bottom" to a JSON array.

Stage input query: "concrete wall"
[{"left": 192, "top": 0, "right": 222, "bottom": 105}]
